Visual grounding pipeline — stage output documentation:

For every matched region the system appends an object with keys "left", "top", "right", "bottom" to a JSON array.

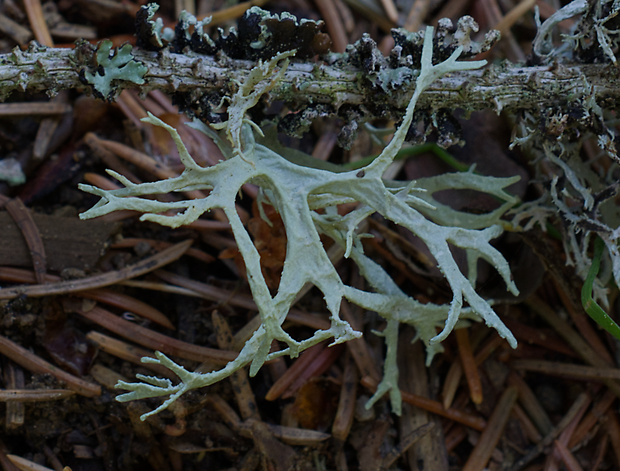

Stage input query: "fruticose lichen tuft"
[{"left": 80, "top": 25, "right": 520, "bottom": 420}]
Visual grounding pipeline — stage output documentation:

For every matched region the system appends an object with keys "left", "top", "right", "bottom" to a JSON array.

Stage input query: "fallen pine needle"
[
  {"left": 8, "top": 454, "right": 57, "bottom": 471},
  {"left": 0, "top": 267, "right": 174, "bottom": 330},
  {"left": 361, "top": 376, "right": 487, "bottom": 431},
  {"left": 512, "top": 359, "right": 620, "bottom": 381},
  {"left": 553, "top": 439, "right": 585, "bottom": 471},
  {"left": 0, "top": 389, "right": 75, "bottom": 402},
  {"left": 76, "top": 306, "right": 237, "bottom": 364},
  {"left": 456, "top": 328, "right": 483, "bottom": 405},
  {"left": 331, "top": 354, "right": 358, "bottom": 441},
  {"left": 0, "top": 334, "right": 100, "bottom": 397},
  {"left": 462, "top": 386, "right": 518, "bottom": 471},
  {"left": 0, "top": 240, "right": 193, "bottom": 299}
]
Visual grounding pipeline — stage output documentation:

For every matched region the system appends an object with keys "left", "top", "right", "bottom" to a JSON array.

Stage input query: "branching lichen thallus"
[{"left": 79, "top": 25, "right": 520, "bottom": 420}]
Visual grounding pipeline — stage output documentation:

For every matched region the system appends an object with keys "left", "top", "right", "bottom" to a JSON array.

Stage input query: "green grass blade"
[{"left": 581, "top": 236, "right": 620, "bottom": 340}]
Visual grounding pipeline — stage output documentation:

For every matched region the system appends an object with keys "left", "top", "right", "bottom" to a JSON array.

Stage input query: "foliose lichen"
[{"left": 81, "top": 39, "right": 147, "bottom": 101}]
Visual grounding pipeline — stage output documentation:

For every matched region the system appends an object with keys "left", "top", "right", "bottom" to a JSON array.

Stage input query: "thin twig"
[{"left": 2, "top": 47, "right": 619, "bottom": 123}]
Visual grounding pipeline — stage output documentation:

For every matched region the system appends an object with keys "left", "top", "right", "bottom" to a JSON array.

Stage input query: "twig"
[
  {"left": 512, "top": 404, "right": 542, "bottom": 443},
  {"left": 265, "top": 342, "right": 327, "bottom": 401},
  {"left": 403, "top": 0, "right": 430, "bottom": 32},
  {"left": 381, "top": 422, "right": 435, "bottom": 468},
  {"left": 84, "top": 133, "right": 206, "bottom": 200},
  {"left": 2, "top": 47, "right": 619, "bottom": 124},
  {"left": 314, "top": 0, "right": 349, "bottom": 52},
  {"left": 197, "top": 0, "right": 270, "bottom": 26},
  {"left": 442, "top": 332, "right": 504, "bottom": 409},
  {"left": 568, "top": 389, "right": 615, "bottom": 448},
  {"left": 0, "top": 445, "right": 21, "bottom": 471},
  {"left": 545, "top": 392, "right": 591, "bottom": 471},
  {"left": 492, "top": 0, "right": 537, "bottom": 36},
  {"left": 590, "top": 430, "right": 609, "bottom": 471},
  {"left": 110, "top": 238, "right": 216, "bottom": 264},
  {"left": 0, "top": 13, "right": 32, "bottom": 45},
  {"left": 445, "top": 426, "right": 467, "bottom": 452},
  {"left": 378, "top": 0, "right": 399, "bottom": 24},
  {"left": 340, "top": 302, "right": 382, "bottom": 381},
  {"left": 154, "top": 270, "right": 331, "bottom": 331},
  {"left": 431, "top": 0, "right": 470, "bottom": 24},
  {"left": 7, "top": 453, "right": 57, "bottom": 471},
  {"left": 80, "top": 289, "right": 175, "bottom": 330},
  {"left": 3, "top": 363, "right": 24, "bottom": 430},
  {"left": 281, "top": 343, "right": 344, "bottom": 399},
  {"left": 205, "top": 394, "right": 330, "bottom": 445},
  {"left": 502, "top": 317, "right": 577, "bottom": 357}
]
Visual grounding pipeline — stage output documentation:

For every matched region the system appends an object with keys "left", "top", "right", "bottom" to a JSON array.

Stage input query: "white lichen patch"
[{"left": 80, "top": 27, "right": 519, "bottom": 420}]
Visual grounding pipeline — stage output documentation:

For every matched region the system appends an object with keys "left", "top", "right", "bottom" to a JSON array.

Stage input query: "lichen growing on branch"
[{"left": 80, "top": 23, "right": 521, "bottom": 420}]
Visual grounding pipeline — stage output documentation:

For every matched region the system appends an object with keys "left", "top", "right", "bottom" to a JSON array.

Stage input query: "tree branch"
[{"left": 1, "top": 42, "right": 618, "bottom": 124}]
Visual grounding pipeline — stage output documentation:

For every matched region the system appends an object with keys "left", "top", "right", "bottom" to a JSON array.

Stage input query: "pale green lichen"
[
  {"left": 80, "top": 27, "right": 520, "bottom": 420},
  {"left": 82, "top": 40, "right": 147, "bottom": 99},
  {"left": 0, "top": 158, "right": 26, "bottom": 186}
]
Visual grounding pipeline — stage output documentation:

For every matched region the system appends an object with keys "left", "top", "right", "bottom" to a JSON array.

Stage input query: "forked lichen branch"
[{"left": 80, "top": 26, "right": 520, "bottom": 419}]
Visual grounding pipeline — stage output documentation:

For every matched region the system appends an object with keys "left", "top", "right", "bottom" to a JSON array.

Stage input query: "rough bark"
[{"left": 1, "top": 42, "right": 618, "bottom": 122}]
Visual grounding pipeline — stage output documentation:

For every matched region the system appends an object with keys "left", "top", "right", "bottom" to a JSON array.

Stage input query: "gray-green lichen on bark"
[
  {"left": 0, "top": 5, "right": 619, "bottom": 141},
  {"left": 2, "top": 0, "right": 620, "bottom": 419},
  {"left": 78, "top": 22, "right": 521, "bottom": 419}
]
